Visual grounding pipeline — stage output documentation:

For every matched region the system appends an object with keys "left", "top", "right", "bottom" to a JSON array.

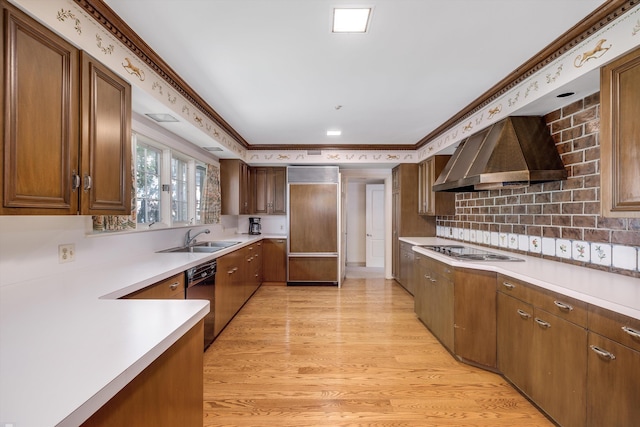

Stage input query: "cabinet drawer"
[
  {"left": 126, "top": 273, "right": 185, "bottom": 300},
  {"left": 497, "top": 274, "right": 533, "bottom": 301},
  {"left": 498, "top": 274, "right": 587, "bottom": 327},
  {"left": 533, "top": 289, "right": 587, "bottom": 328},
  {"left": 418, "top": 255, "right": 453, "bottom": 281},
  {"left": 589, "top": 305, "right": 640, "bottom": 352}
]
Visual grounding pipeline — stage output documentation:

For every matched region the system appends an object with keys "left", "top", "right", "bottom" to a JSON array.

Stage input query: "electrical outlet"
[
  {"left": 280, "top": 225, "right": 284, "bottom": 230},
  {"left": 58, "top": 244, "right": 75, "bottom": 263}
]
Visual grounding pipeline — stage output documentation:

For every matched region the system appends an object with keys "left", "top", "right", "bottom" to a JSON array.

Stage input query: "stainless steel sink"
[{"left": 158, "top": 241, "right": 240, "bottom": 253}]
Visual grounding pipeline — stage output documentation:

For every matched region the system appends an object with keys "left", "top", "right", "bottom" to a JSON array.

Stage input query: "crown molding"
[{"left": 74, "top": 0, "right": 637, "bottom": 152}]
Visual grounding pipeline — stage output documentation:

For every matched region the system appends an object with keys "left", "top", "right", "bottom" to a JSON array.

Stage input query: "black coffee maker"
[{"left": 249, "top": 217, "right": 261, "bottom": 235}]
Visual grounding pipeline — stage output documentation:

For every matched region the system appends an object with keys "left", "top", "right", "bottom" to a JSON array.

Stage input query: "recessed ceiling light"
[
  {"left": 332, "top": 8, "right": 371, "bottom": 33},
  {"left": 145, "top": 113, "right": 179, "bottom": 122},
  {"left": 204, "top": 147, "right": 223, "bottom": 152},
  {"left": 327, "top": 130, "right": 342, "bottom": 136}
]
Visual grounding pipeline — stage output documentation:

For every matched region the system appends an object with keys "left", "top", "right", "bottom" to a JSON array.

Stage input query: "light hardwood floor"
[{"left": 203, "top": 278, "right": 552, "bottom": 427}]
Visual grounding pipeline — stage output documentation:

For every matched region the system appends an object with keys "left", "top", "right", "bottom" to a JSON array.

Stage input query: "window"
[
  {"left": 195, "top": 165, "right": 206, "bottom": 223},
  {"left": 136, "top": 143, "right": 161, "bottom": 225},
  {"left": 171, "top": 155, "right": 189, "bottom": 224},
  {"left": 133, "top": 134, "right": 211, "bottom": 229}
]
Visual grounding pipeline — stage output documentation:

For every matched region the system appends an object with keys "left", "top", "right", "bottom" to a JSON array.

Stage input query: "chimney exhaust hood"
[{"left": 432, "top": 116, "right": 567, "bottom": 192}]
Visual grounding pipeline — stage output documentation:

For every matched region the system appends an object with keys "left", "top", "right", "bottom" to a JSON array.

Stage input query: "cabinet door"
[
  {"left": 391, "top": 191, "right": 399, "bottom": 279},
  {"left": 263, "top": 239, "right": 287, "bottom": 282},
  {"left": 454, "top": 268, "right": 497, "bottom": 368},
  {"left": 80, "top": 52, "right": 132, "bottom": 215},
  {"left": 431, "top": 275, "right": 454, "bottom": 351},
  {"left": 240, "top": 161, "right": 250, "bottom": 214},
  {"left": 587, "top": 332, "right": 640, "bottom": 427},
  {"left": 270, "top": 167, "right": 286, "bottom": 214},
  {"left": 417, "top": 160, "right": 428, "bottom": 215},
  {"left": 531, "top": 309, "right": 587, "bottom": 427},
  {"left": 215, "top": 251, "right": 240, "bottom": 336},
  {"left": 497, "top": 292, "right": 534, "bottom": 396},
  {"left": 1, "top": 3, "right": 79, "bottom": 214},
  {"left": 252, "top": 167, "right": 269, "bottom": 214},
  {"left": 601, "top": 46, "right": 640, "bottom": 217}
]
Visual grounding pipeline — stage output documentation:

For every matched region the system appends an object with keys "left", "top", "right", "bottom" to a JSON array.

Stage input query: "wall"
[{"left": 436, "top": 92, "right": 640, "bottom": 278}]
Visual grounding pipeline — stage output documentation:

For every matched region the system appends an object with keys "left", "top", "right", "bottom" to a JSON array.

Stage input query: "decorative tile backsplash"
[
  {"left": 437, "top": 226, "right": 639, "bottom": 273},
  {"left": 435, "top": 93, "right": 640, "bottom": 278}
]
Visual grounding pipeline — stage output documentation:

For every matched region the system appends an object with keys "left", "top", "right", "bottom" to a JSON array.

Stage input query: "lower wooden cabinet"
[
  {"left": 263, "top": 238, "right": 287, "bottom": 283},
  {"left": 214, "top": 248, "right": 243, "bottom": 337},
  {"left": 397, "top": 241, "right": 415, "bottom": 294},
  {"left": 414, "top": 255, "right": 454, "bottom": 352},
  {"left": 123, "top": 273, "right": 184, "bottom": 299},
  {"left": 586, "top": 305, "right": 640, "bottom": 427},
  {"left": 81, "top": 321, "right": 203, "bottom": 427},
  {"left": 454, "top": 268, "right": 497, "bottom": 368},
  {"left": 530, "top": 309, "right": 587, "bottom": 427},
  {"left": 497, "top": 292, "right": 534, "bottom": 396},
  {"left": 586, "top": 333, "right": 640, "bottom": 427}
]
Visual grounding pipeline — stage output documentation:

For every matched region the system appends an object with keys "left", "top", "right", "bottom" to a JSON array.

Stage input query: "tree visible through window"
[{"left": 136, "top": 143, "right": 161, "bottom": 224}]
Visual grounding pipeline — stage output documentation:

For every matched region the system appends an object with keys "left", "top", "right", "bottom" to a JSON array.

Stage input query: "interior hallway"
[{"left": 202, "top": 275, "right": 552, "bottom": 426}]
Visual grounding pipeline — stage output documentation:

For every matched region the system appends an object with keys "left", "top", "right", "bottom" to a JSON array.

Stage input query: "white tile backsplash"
[
  {"left": 556, "top": 239, "right": 571, "bottom": 259},
  {"left": 508, "top": 234, "right": 518, "bottom": 249},
  {"left": 542, "top": 238, "right": 556, "bottom": 256},
  {"left": 518, "top": 234, "right": 529, "bottom": 251},
  {"left": 440, "top": 226, "right": 638, "bottom": 272},
  {"left": 572, "top": 241, "right": 590, "bottom": 262},
  {"left": 612, "top": 245, "right": 637, "bottom": 270},
  {"left": 592, "top": 243, "right": 612, "bottom": 266},
  {"left": 529, "top": 236, "right": 542, "bottom": 253}
]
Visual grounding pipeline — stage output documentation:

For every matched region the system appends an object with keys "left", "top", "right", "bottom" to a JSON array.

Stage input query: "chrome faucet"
[{"left": 185, "top": 228, "right": 210, "bottom": 246}]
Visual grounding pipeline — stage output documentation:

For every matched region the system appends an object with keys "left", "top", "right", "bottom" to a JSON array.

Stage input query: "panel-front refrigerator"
[{"left": 287, "top": 166, "right": 340, "bottom": 286}]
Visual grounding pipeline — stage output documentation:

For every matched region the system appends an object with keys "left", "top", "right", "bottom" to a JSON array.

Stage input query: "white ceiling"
[{"left": 104, "top": 0, "right": 606, "bottom": 148}]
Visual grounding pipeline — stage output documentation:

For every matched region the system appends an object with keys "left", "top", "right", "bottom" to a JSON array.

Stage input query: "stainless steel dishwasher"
[{"left": 186, "top": 259, "right": 216, "bottom": 350}]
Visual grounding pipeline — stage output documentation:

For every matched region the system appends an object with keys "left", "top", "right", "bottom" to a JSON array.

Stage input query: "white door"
[{"left": 366, "top": 184, "right": 385, "bottom": 267}]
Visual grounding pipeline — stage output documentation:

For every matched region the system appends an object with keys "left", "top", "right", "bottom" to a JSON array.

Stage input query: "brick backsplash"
[{"left": 436, "top": 92, "right": 640, "bottom": 278}]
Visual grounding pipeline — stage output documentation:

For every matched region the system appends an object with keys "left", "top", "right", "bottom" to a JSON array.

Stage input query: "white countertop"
[
  {"left": 402, "top": 237, "right": 640, "bottom": 320},
  {"left": 0, "top": 235, "right": 267, "bottom": 427}
]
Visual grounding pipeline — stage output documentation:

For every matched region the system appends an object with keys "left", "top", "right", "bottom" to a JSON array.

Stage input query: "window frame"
[{"left": 134, "top": 134, "right": 209, "bottom": 230}]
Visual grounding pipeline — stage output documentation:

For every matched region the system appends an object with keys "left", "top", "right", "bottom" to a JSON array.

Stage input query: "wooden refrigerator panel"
[{"left": 289, "top": 183, "right": 338, "bottom": 253}]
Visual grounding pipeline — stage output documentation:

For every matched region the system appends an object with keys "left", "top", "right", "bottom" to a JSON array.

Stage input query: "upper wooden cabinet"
[
  {"left": 1, "top": 2, "right": 131, "bottom": 215},
  {"left": 251, "top": 167, "right": 286, "bottom": 215},
  {"left": 600, "top": 46, "right": 640, "bottom": 218},
  {"left": 417, "top": 155, "right": 455, "bottom": 216},
  {"left": 80, "top": 52, "right": 132, "bottom": 215},
  {"left": 220, "top": 159, "right": 250, "bottom": 215}
]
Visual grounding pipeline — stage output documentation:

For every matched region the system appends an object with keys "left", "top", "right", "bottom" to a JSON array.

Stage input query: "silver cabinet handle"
[
  {"left": 83, "top": 174, "right": 92, "bottom": 191},
  {"left": 502, "top": 282, "right": 515, "bottom": 290},
  {"left": 553, "top": 300, "right": 574, "bottom": 312},
  {"left": 430, "top": 278, "right": 437, "bottom": 283},
  {"left": 517, "top": 309, "right": 531, "bottom": 319},
  {"left": 169, "top": 282, "right": 180, "bottom": 291},
  {"left": 590, "top": 345, "right": 616, "bottom": 360},
  {"left": 535, "top": 318, "right": 551, "bottom": 328},
  {"left": 622, "top": 326, "right": 640, "bottom": 339},
  {"left": 424, "top": 274, "right": 431, "bottom": 280},
  {"left": 72, "top": 171, "right": 81, "bottom": 190}
]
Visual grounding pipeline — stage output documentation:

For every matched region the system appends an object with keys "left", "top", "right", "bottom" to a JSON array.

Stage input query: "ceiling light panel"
[
  {"left": 327, "top": 130, "right": 342, "bottom": 136},
  {"left": 332, "top": 8, "right": 371, "bottom": 33}
]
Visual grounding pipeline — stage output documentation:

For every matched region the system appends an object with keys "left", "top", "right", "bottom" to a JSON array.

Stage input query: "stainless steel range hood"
[{"left": 432, "top": 116, "right": 567, "bottom": 192}]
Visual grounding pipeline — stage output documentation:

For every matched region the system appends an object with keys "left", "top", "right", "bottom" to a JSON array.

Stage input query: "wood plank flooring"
[{"left": 203, "top": 277, "right": 552, "bottom": 426}]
